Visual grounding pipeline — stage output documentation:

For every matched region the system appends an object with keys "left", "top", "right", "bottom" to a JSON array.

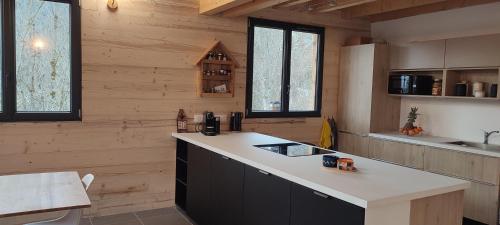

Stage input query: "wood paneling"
[
  {"left": 0, "top": 0, "right": 368, "bottom": 224},
  {"left": 341, "top": 0, "right": 498, "bottom": 22},
  {"left": 200, "top": 0, "right": 253, "bottom": 15}
]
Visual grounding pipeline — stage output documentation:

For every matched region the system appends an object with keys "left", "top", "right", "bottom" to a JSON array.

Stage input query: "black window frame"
[
  {"left": 245, "top": 17, "right": 324, "bottom": 118},
  {"left": 0, "top": 0, "right": 82, "bottom": 122}
]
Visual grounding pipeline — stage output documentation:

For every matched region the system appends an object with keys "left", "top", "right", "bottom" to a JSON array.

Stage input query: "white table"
[{"left": 0, "top": 171, "right": 91, "bottom": 218}]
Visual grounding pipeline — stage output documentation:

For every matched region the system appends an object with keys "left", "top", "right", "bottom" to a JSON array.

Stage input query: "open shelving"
[
  {"left": 194, "top": 41, "right": 239, "bottom": 98},
  {"left": 389, "top": 67, "right": 500, "bottom": 101}
]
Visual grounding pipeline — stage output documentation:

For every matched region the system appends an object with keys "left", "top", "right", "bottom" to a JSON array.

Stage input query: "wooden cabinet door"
[
  {"left": 445, "top": 34, "right": 500, "bottom": 68},
  {"left": 390, "top": 40, "right": 445, "bottom": 70},
  {"left": 423, "top": 147, "right": 499, "bottom": 185},
  {"left": 463, "top": 182, "right": 499, "bottom": 225},
  {"left": 368, "top": 138, "right": 425, "bottom": 169},
  {"left": 186, "top": 144, "right": 212, "bottom": 225},
  {"left": 243, "top": 165, "right": 291, "bottom": 225},
  {"left": 339, "top": 44, "right": 375, "bottom": 135},
  {"left": 291, "top": 183, "right": 365, "bottom": 225},
  {"left": 338, "top": 132, "right": 369, "bottom": 158},
  {"left": 210, "top": 152, "right": 244, "bottom": 225}
]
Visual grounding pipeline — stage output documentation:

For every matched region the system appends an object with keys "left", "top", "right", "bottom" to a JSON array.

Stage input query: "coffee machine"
[{"left": 202, "top": 112, "right": 220, "bottom": 136}]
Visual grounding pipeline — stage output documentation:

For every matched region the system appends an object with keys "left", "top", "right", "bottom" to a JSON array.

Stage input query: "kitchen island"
[{"left": 172, "top": 132, "right": 470, "bottom": 225}]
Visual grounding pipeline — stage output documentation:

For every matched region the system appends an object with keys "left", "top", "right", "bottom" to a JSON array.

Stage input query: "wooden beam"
[
  {"left": 341, "top": 0, "right": 447, "bottom": 18},
  {"left": 275, "top": 0, "right": 314, "bottom": 8},
  {"left": 223, "top": 0, "right": 291, "bottom": 17},
  {"left": 250, "top": 8, "right": 371, "bottom": 31},
  {"left": 199, "top": 0, "right": 253, "bottom": 15},
  {"left": 366, "top": 0, "right": 499, "bottom": 22},
  {"left": 316, "top": 0, "right": 376, "bottom": 12}
]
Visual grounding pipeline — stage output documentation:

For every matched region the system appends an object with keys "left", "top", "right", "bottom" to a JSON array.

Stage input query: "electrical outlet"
[{"left": 193, "top": 114, "right": 204, "bottom": 123}]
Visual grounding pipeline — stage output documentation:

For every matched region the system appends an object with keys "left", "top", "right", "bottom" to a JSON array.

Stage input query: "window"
[
  {"left": 246, "top": 18, "right": 324, "bottom": 118},
  {"left": 0, "top": 0, "right": 81, "bottom": 122}
]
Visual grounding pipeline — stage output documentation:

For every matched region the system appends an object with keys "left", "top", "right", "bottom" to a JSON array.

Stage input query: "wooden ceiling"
[{"left": 199, "top": 0, "right": 499, "bottom": 22}]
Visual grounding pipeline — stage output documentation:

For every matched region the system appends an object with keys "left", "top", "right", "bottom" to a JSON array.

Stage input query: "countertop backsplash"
[{"left": 400, "top": 98, "right": 500, "bottom": 145}]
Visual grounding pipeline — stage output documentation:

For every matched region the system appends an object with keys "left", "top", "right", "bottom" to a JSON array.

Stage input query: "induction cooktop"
[{"left": 253, "top": 143, "right": 334, "bottom": 157}]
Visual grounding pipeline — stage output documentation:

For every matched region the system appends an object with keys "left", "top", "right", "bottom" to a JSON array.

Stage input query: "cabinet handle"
[
  {"left": 313, "top": 191, "right": 330, "bottom": 199},
  {"left": 221, "top": 156, "right": 230, "bottom": 160},
  {"left": 258, "top": 170, "right": 270, "bottom": 176}
]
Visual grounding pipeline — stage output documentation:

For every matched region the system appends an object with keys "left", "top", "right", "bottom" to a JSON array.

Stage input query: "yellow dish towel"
[{"left": 319, "top": 119, "right": 332, "bottom": 149}]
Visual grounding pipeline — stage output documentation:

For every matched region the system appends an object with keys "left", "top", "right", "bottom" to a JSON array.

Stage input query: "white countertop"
[
  {"left": 172, "top": 132, "right": 469, "bottom": 209},
  {"left": 369, "top": 132, "right": 500, "bottom": 158}
]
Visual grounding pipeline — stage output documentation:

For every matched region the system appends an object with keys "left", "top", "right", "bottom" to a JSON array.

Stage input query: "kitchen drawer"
[
  {"left": 291, "top": 183, "right": 365, "bottom": 225},
  {"left": 338, "top": 132, "right": 369, "bottom": 158},
  {"left": 423, "top": 146, "right": 500, "bottom": 185},
  {"left": 368, "top": 137, "right": 425, "bottom": 169},
  {"left": 463, "top": 182, "right": 499, "bottom": 225}
]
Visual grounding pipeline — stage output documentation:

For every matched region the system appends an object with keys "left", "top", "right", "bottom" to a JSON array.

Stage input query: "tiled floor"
[{"left": 81, "top": 207, "right": 192, "bottom": 225}]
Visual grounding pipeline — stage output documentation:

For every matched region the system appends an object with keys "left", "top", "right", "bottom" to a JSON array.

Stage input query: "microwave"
[{"left": 388, "top": 75, "right": 433, "bottom": 95}]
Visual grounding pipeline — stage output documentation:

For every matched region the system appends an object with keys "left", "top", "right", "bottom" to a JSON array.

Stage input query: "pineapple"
[{"left": 400, "top": 107, "right": 423, "bottom": 136}]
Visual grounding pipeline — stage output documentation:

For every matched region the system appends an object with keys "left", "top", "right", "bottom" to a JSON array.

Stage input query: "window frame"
[
  {"left": 0, "top": 0, "right": 81, "bottom": 122},
  {"left": 245, "top": 18, "right": 324, "bottom": 118}
]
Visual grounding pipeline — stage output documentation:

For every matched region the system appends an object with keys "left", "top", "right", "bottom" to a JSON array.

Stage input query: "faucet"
[{"left": 483, "top": 130, "right": 500, "bottom": 144}]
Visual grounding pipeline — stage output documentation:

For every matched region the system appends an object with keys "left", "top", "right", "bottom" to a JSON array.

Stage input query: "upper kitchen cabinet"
[
  {"left": 339, "top": 44, "right": 401, "bottom": 136},
  {"left": 390, "top": 40, "right": 446, "bottom": 70},
  {"left": 445, "top": 34, "right": 500, "bottom": 68}
]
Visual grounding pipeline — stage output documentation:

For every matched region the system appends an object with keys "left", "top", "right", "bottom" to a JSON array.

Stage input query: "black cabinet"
[
  {"left": 243, "top": 165, "right": 291, "bottom": 225},
  {"left": 186, "top": 144, "right": 212, "bottom": 225},
  {"left": 176, "top": 140, "right": 367, "bottom": 225},
  {"left": 291, "top": 184, "right": 365, "bottom": 225},
  {"left": 210, "top": 153, "right": 245, "bottom": 225}
]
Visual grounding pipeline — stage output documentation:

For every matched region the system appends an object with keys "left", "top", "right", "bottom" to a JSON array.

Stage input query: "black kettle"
[{"left": 230, "top": 112, "right": 243, "bottom": 132}]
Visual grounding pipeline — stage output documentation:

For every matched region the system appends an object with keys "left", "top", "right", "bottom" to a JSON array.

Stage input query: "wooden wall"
[{"left": 0, "top": 0, "right": 368, "bottom": 224}]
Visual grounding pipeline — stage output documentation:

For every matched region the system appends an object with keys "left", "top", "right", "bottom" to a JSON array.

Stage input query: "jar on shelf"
[
  {"left": 217, "top": 53, "right": 224, "bottom": 61},
  {"left": 432, "top": 79, "right": 442, "bottom": 96}
]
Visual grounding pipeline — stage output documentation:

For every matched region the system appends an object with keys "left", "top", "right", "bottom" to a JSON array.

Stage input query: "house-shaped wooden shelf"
[{"left": 194, "top": 41, "right": 239, "bottom": 98}]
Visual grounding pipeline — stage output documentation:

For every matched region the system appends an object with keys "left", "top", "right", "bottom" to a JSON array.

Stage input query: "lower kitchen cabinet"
[
  {"left": 210, "top": 152, "right": 244, "bottom": 225},
  {"left": 368, "top": 137, "right": 425, "bottom": 169},
  {"left": 338, "top": 132, "right": 369, "bottom": 158},
  {"left": 423, "top": 146, "right": 499, "bottom": 185},
  {"left": 291, "top": 184, "right": 365, "bottom": 225},
  {"left": 186, "top": 144, "right": 212, "bottom": 225},
  {"left": 243, "top": 165, "right": 291, "bottom": 225},
  {"left": 423, "top": 146, "right": 499, "bottom": 225},
  {"left": 367, "top": 137, "right": 499, "bottom": 225}
]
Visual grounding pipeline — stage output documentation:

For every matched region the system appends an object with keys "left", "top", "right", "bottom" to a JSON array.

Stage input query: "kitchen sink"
[{"left": 445, "top": 141, "right": 500, "bottom": 152}]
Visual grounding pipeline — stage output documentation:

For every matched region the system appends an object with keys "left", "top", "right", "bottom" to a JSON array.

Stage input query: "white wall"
[
  {"left": 400, "top": 98, "right": 500, "bottom": 145},
  {"left": 372, "top": 2, "right": 500, "bottom": 145}
]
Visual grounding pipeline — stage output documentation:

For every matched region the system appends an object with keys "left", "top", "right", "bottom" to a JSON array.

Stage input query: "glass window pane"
[
  {"left": 252, "top": 27, "right": 284, "bottom": 112},
  {"left": 15, "top": 0, "right": 71, "bottom": 112},
  {"left": 289, "top": 31, "right": 319, "bottom": 112}
]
